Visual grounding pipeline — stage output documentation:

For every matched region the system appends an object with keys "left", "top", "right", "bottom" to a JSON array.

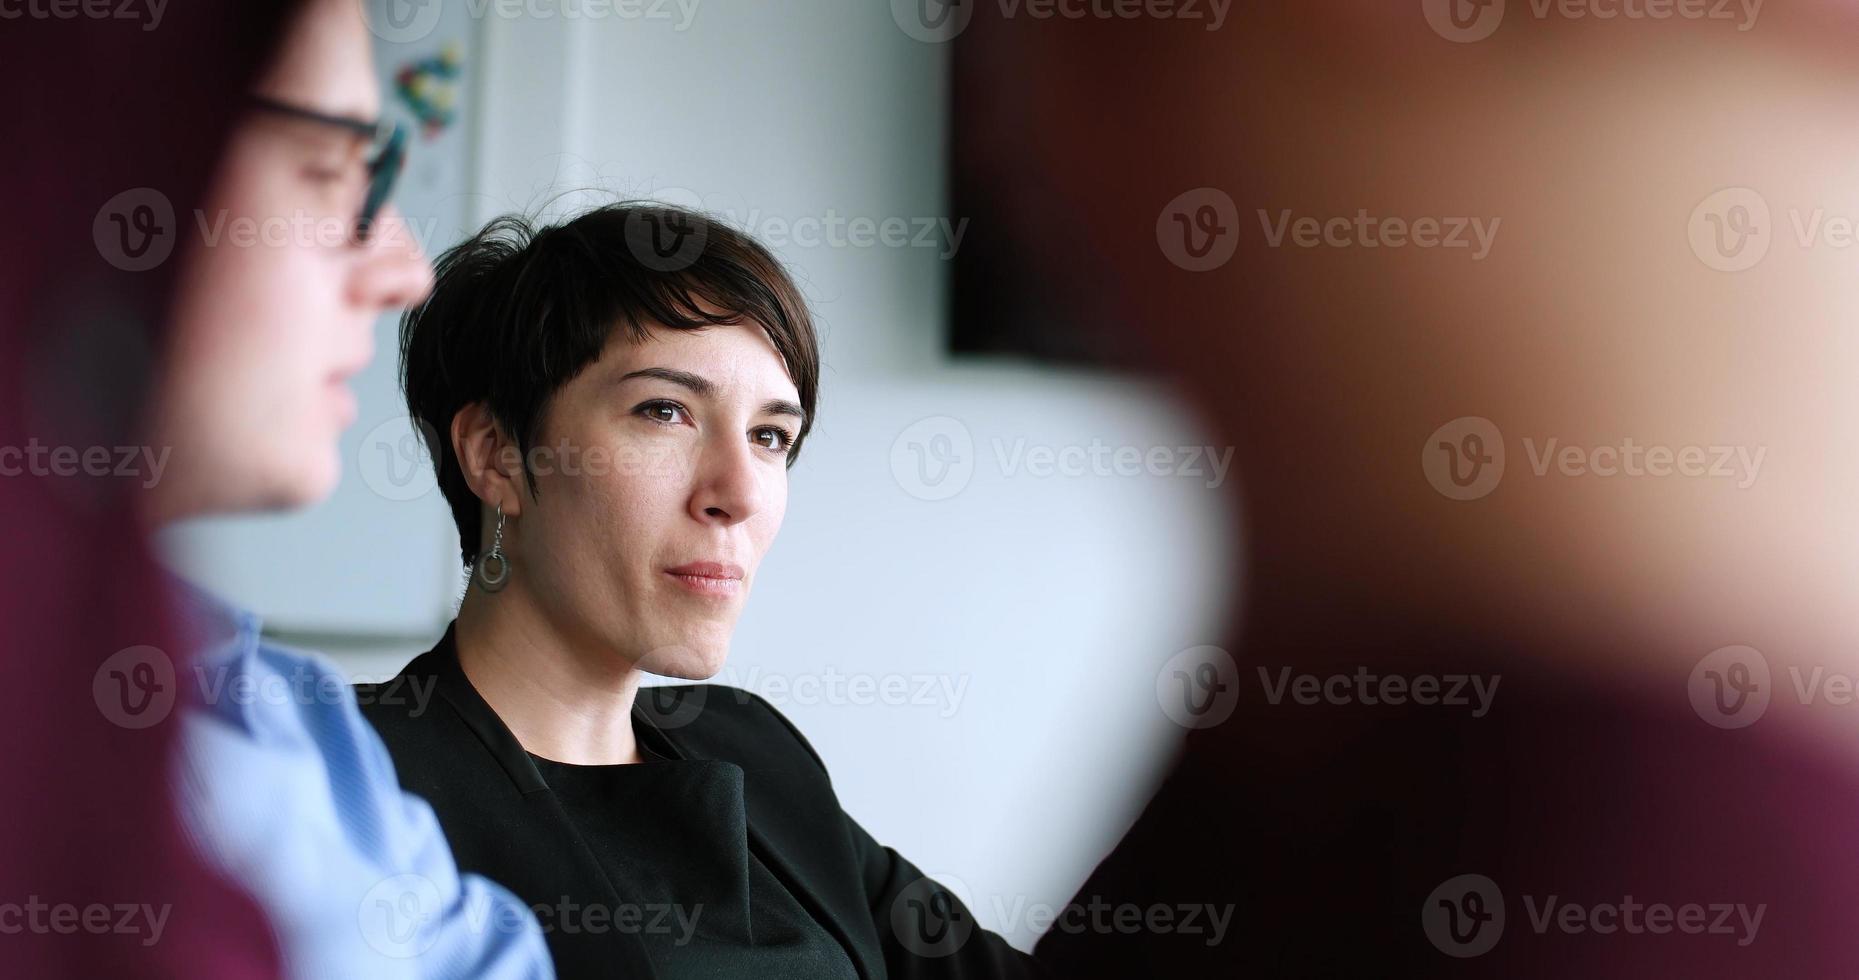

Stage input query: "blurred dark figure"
[
  {"left": 0, "top": 5, "right": 291, "bottom": 977},
  {"left": 948, "top": 3, "right": 1859, "bottom": 975}
]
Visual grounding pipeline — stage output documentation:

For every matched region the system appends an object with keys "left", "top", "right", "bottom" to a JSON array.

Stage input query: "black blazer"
[{"left": 357, "top": 625, "right": 1052, "bottom": 980}]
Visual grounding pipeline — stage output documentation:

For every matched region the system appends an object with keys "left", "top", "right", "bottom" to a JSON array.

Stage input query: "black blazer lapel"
[
  {"left": 387, "top": 628, "right": 663, "bottom": 980},
  {"left": 636, "top": 687, "right": 886, "bottom": 980}
]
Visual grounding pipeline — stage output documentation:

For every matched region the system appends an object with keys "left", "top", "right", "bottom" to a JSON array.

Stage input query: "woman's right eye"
[{"left": 635, "top": 400, "right": 689, "bottom": 426}]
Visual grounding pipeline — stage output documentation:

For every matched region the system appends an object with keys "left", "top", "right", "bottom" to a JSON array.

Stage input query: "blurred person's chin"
[{"left": 249, "top": 448, "right": 341, "bottom": 512}]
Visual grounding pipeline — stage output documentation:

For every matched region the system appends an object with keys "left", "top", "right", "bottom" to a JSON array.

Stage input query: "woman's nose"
[{"left": 688, "top": 437, "right": 764, "bottom": 527}]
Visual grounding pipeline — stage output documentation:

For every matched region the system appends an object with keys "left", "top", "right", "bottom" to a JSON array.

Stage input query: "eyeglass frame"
[{"left": 249, "top": 94, "right": 408, "bottom": 245}]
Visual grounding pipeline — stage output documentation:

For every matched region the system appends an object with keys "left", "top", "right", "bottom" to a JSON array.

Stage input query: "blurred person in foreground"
[
  {"left": 149, "top": 1, "right": 557, "bottom": 976},
  {"left": 3, "top": 0, "right": 554, "bottom": 977},
  {"left": 948, "top": 3, "right": 1859, "bottom": 976},
  {"left": 0, "top": 3, "right": 294, "bottom": 976}
]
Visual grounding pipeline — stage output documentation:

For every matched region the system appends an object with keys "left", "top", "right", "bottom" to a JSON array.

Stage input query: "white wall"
[{"left": 170, "top": 0, "right": 1238, "bottom": 952}]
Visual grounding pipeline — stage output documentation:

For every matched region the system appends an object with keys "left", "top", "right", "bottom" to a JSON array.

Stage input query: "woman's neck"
[{"left": 453, "top": 583, "right": 645, "bottom": 765}]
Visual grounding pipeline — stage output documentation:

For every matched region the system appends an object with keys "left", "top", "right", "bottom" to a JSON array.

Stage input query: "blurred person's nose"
[{"left": 350, "top": 205, "right": 435, "bottom": 311}]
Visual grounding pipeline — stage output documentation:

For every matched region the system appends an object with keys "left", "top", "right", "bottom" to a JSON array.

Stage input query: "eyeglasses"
[{"left": 251, "top": 95, "right": 408, "bottom": 244}]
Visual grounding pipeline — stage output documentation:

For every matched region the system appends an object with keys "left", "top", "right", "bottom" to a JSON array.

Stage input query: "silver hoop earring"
[{"left": 475, "top": 506, "right": 510, "bottom": 593}]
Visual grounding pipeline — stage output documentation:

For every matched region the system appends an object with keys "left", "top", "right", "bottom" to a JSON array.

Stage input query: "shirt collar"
[{"left": 159, "top": 569, "right": 264, "bottom": 666}]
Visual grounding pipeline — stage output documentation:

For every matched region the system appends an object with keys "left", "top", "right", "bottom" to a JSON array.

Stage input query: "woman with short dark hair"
[{"left": 364, "top": 202, "right": 1050, "bottom": 979}]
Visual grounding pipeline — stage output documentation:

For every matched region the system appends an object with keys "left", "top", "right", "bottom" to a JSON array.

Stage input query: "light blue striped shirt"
[{"left": 168, "top": 581, "right": 553, "bottom": 980}]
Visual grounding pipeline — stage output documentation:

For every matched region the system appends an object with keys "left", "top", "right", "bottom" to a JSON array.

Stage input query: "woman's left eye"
[{"left": 752, "top": 426, "right": 794, "bottom": 454}]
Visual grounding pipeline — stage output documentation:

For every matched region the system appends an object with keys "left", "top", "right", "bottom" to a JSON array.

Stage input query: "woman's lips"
[{"left": 663, "top": 561, "right": 746, "bottom": 598}]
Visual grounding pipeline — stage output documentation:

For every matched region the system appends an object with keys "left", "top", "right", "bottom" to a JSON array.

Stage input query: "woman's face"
[{"left": 511, "top": 321, "right": 803, "bottom": 678}]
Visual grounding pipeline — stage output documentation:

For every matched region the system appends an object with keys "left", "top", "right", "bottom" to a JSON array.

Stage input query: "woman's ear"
[{"left": 450, "top": 402, "right": 527, "bottom": 519}]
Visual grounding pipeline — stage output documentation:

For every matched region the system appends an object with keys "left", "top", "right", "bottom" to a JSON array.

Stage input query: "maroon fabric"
[
  {"left": 1036, "top": 592, "right": 1859, "bottom": 976},
  {"left": 957, "top": 6, "right": 1859, "bottom": 975},
  {"left": 0, "top": 7, "right": 293, "bottom": 977}
]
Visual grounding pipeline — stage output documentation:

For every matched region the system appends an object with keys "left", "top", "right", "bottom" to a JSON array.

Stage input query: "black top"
[
  {"left": 357, "top": 624, "right": 1051, "bottom": 980},
  {"left": 525, "top": 744, "right": 858, "bottom": 979}
]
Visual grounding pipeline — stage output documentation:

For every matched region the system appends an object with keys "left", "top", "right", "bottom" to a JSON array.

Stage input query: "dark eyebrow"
[
  {"left": 761, "top": 399, "right": 806, "bottom": 421},
  {"left": 617, "top": 368, "right": 805, "bottom": 422},
  {"left": 616, "top": 367, "right": 713, "bottom": 395}
]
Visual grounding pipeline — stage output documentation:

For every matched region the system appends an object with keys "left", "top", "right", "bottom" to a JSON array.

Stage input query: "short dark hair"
[{"left": 400, "top": 202, "right": 821, "bottom": 567}]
